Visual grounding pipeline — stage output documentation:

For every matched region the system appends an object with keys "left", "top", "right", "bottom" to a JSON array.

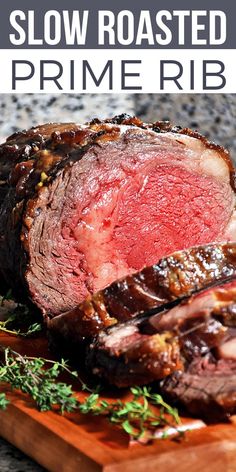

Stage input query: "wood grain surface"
[{"left": 0, "top": 333, "right": 235, "bottom": 472}]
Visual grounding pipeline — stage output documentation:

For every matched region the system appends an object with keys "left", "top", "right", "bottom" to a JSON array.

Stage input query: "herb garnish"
[
  {"left": 0, "top": 293, "right": 42, "bottom": 337},
  {"left": 0, "top": 295, "right": 180, "bottom": 441},
  {"left": 79, "top": 385, "right": 180, "bottom": 440},
  {"left": 0, "top": 346, "right": 180, "bottom": 440}
]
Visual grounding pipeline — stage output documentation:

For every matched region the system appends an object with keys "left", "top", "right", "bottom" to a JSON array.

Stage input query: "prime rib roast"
[
  {"left": 0, "top": 115, "right": 235, "bottom": 315},
  {"left": 0, "top": 114, "right": 236, "bottom": 420}
]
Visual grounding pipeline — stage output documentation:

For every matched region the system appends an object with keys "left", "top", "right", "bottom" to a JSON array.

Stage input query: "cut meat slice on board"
[
  {"left": 47, "top": 242, "right": 236, "bottom": 342},
  {"left": 85, "top": 279, "right": 236, "bottom": 393},
  {"left": 161, "top": 356, "right": 236, "bottom": 421},
  {"left": 0, "top": 115, "right": 235, "bottom": 317}
]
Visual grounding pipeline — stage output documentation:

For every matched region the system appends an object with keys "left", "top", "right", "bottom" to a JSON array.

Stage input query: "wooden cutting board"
[{"left": 0, "top": 332, "right": 236, "bottom": 472}]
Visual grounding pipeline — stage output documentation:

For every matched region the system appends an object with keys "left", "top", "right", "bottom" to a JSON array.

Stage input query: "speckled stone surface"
[
  {"left": 133, "top": 94, "right": 236, "bottom": 161},
  {"left": 0, "top": 93, "right": 135, "bottom": 140},
  {"left": 0, "top": 92, "right": 235, "bottom": 471},
  {"left": 0, "top": 94, "right": 235, "bottom": 160}
]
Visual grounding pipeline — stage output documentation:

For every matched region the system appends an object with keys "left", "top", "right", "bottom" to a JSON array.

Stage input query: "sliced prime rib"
[
  {"left": 0, "top": 115, "right": 235, "bottom": 317},
  {"left": 85, "top": 279, "right": 236, "bottom": 392},
  {"left": 161, "top": 357, "right": 236, "bottom": 421},
  {"left": 47, "top": 242, "right": 236, "bottom": 341}
]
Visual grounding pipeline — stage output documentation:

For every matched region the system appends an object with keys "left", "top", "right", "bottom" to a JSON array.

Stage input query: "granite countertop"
[
  {"left": 0, "top": 92, "right": 235, "bottom": 471},
  {"left": 0, "top": 94, "right": 235, "bottom": 157}
]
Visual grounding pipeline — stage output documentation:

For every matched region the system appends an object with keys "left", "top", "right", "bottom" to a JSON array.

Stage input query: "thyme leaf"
[
  {"left": 0, "top": 295, "right": 42, "bottom": 337},
  {"left": 0, "top": 346, "right": 180, "bottom": 441},
  {"left": 0, "top": 296, "right": 180, "bottom": 441}
]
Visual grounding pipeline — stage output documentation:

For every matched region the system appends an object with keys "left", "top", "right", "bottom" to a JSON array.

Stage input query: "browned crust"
[
  {"left": 1, "top": 115, "right": 234, "bottom": 244},
  {"left": 47, "top": 242, "right": 236, "bottom": 342},
  {"left": 85, "top": 281, "right": 236, "bottom": 389},
  {"left": 87, "top": 330, "right": 182, "bottom": 388},
  {"left": 0, "top": 114, "right": 234, "bottom": 194}
]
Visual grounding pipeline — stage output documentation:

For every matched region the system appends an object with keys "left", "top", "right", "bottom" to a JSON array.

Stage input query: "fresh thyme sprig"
[
  {"left": 1, "top": 289, "right": 13, "bottom": 304},
  {"left": 79, "top": 385, "right": 180, "bottom": 439},
  {"left": 0, "top": 346, "right": 180, "bottom": 440},
  {"left": 0, "top": 347, "right": 79, "bottom": 413},
  {"left": 0, "top": 293, "right": 42, "bottom": 337},
  {"left": 0, "top": 319, "right": 42, "bottom": 337},
  {"left": 0, "top": 292, "right": 180, "bottom": 441}
]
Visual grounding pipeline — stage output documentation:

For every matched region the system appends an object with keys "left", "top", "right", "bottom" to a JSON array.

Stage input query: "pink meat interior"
[
  {"left": 73, "top": 165, "right": 230, "bottom": 282},
  {"left": 27, "top": 133, "right": 235, "bottom": 314}
]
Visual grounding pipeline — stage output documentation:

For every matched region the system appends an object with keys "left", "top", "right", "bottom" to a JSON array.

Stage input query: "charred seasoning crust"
[
  {"left": 87, "top": 331, "right": 182, "bottom": 388},
  {"left": 0, "top": 115, "right": 235, "bottom": 304},
  {"left": 0, "top": 114, "right": 234, "bottom": 196},
  {"left": 47, "top": 242, "right": 236, "bottom": 340},
  {"left": 85, "top": 283, "right": 236, "bottom": 390},
  {"left": 1, "top": 114, "right": 235, "bottom": 231}
]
